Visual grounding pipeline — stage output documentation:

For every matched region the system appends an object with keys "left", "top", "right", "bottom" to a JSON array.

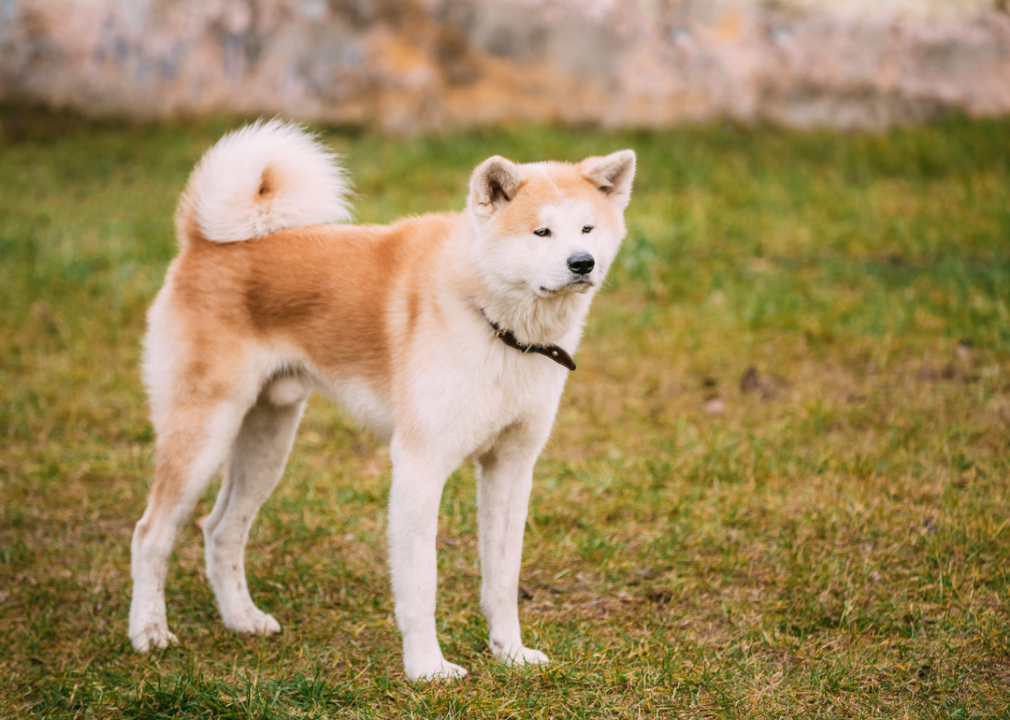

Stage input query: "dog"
[{"left": 128, "top": 120, "right": 635, "bottom": 680}]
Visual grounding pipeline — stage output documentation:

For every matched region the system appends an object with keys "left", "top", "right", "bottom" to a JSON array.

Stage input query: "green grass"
[{"left": 1, "top": 107, "right": 1009, "bottom": 718}]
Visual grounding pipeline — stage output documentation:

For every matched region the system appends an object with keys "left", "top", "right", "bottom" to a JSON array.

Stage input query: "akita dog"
[{"left": 129, "top": 120, "right": 635, "bottom": 680}]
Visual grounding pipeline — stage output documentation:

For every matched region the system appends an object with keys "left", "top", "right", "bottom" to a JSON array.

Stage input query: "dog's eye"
[
  {"left": 582, "top": 225, "right": 594, "bottom": 234},
  {"left": 533, "top": 227, "right": 551, "bottom": 237}
]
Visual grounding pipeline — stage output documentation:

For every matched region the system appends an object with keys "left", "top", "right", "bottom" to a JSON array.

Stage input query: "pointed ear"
[
  {"left": 468, "top": 156, "right": 524, "bottom": 220},
  {"left": 581, "top": 150, "right": 636, "bottom": 209}
]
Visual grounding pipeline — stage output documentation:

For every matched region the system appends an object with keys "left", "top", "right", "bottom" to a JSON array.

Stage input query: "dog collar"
[{"left": 481, "top": 310, "right": 576, "bottom": 371}]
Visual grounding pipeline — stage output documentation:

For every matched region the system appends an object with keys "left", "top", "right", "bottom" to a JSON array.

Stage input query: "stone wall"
[{"left": 1, "top": 0, "right": 1008, "bottom": 132}]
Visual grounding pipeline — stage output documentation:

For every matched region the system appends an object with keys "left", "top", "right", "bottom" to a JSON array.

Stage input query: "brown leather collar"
[{"left": 482, "top": 310, "right": 576, "bottom": 371}]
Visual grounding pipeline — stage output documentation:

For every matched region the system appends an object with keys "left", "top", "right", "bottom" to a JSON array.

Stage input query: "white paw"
[
  {"left": 131, "top": 624, "right": 179, "bottom": 652},
  {"left": 497, "top": 645, "right": 549, "bottom": 667},
  {"left": 404, "top": 655, "right": 469, "bottom": 682},
  {"left": 223, "top": 606, "right": 281, "bottom": 635}
]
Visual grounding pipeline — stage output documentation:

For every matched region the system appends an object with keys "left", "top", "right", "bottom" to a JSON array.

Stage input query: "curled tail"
[{"left": 176, "top": 119, "right": 352, "bottom": 246}]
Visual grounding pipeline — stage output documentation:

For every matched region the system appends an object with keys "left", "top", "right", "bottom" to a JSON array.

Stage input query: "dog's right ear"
[{"left": 468, "top": 156, "right": 524, "bottom": 220}]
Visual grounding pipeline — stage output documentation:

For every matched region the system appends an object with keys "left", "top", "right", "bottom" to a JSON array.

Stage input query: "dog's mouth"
[{"left": 537, "top": 279, "right": 594, "bottom": 297}]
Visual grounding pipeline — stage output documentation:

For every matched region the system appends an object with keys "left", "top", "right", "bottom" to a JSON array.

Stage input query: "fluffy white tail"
[{"left": 176, "top": 119, "right": 352, "bottom": 245}]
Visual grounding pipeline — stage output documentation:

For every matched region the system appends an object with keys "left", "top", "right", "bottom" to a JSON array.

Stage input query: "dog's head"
[{"left": 466, "top": 151, "right": 636, "bottom": 308}]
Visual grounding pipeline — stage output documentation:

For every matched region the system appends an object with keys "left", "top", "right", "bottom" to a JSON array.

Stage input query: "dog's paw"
[
  {"left": 130, "top": 625, "right": 179, "bottom": 653},
  {"left": 404, "top": 656, "right": 469, "bottom": 682},
  {"left": 224, "top": 606, "right": 281, "bottom": 636},
  {"left": 500, "top": 646, "right": 549, "bottom": 667}
]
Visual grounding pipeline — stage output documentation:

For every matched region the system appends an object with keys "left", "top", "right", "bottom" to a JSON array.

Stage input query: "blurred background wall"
[{"left": 1, "top": 0, "right": 1007, "bottom": 133}]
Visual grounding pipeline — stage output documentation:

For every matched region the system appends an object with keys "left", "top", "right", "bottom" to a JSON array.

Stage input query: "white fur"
[
  {"left": 182, "top": 119, "right": 352, "bottom": 243},
  {"left": 202, "top": 395, "right": 305, "bottom": 636},
  {"left": 129, "top": 124, "right": 635, "bottom": 681},
  {"left": 317, "top": 378, "right": 395, "bottom": 439}
]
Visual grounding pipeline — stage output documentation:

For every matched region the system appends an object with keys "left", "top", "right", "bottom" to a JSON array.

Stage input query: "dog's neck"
[
  {"left": 480, "top": 308, "right": 578, "bottom": 371},
  {"left": 475, "top": 283, "right": 592, "bottom": 349}
]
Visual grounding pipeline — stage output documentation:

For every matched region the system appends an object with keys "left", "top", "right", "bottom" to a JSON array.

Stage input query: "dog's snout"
[{"left": 567, "top": 253, "right": 595, "bottom": 275}]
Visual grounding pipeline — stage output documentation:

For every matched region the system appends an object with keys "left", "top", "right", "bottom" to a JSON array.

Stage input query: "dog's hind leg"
[
  {"left": 129, "top": 399, "right": 250, "bottom": 652},
  {"left": 203, "top": 386, "right": 306, "bottom": 635},
  {"left": 476, "top": 420, "right": 551, "bottom": 668}
]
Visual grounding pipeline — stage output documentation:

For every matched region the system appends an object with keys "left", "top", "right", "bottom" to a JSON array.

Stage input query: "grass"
[{"left": 1, "top": 106, "right": 1008, "bottom": 718}]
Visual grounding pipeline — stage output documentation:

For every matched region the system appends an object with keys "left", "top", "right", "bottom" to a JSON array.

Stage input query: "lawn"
[{"left": 1, "top": 107, "right": 1008, "bottom": 718}]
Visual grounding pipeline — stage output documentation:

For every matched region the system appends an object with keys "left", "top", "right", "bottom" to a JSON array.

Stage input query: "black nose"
[{"left": 567, "top": 252, "right": 595, "bottom": 275}]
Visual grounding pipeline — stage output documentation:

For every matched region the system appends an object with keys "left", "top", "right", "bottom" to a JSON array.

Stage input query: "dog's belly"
[{"left": 315, "top": 376, "right": 395, "bottom": 440}]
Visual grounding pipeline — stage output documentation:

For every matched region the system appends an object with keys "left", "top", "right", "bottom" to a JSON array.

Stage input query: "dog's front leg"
[
  {"left": 476, "top": 421, "right": 550, "bottom": 668},
  {"left": 387, "top": 439, "right": 467, "bottom": 681}
]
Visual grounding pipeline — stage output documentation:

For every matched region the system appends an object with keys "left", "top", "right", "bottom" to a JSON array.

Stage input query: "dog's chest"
[{"left": 419, "top": 347, "right": 567, "bottom": 456}]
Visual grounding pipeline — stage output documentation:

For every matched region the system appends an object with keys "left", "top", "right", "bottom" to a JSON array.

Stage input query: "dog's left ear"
[
  {"left": 468, "top": 156, "right": 524, "bottom": 221},
  {"left": 580, "top": 150, "right": 636, "bottom": 210}
]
